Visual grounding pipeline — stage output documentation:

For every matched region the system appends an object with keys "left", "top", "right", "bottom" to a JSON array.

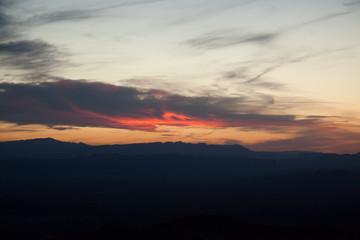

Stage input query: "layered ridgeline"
[
  {"left": 0, "top": 138, "right": 359, "bottom": 176},
  {"left": 2, "top": 137, "right": 358, "bottom": 160},
  {"left": 1, "top": 138, "right": 360, "bottom": 240}
]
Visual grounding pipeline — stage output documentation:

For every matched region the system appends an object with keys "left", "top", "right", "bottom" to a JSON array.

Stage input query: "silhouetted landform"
[
  {"left": 2, "top": 137, "right": 255, "bottom": 159},
  {"left": 1, "top": 137, "right": 357, "bottom": 160},
  {"left": 0, "top": 138, "right": 360, "bottom": 239},
  {"left": 80, "top": 215, "right": 357, "bottom": 240}
]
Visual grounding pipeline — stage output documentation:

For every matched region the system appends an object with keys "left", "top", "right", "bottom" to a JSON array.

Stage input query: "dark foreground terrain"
[{"left": 1, "top": 138, "right": 360, "bottom": 239}]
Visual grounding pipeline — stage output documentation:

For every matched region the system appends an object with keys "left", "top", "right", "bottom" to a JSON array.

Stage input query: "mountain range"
[
  {"left": 2, "top": 137, "right": 358, "bottom": 160},
  {"left": 1, "top": 138, "right": 360, "bottom": 239}
]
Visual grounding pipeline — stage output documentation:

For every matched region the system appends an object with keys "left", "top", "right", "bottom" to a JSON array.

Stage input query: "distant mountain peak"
[
  {"left": 6, "top": 137, "right": 63, "bottom": 144},
  {"left": 20, "top": 138, "right": 88, "bottom": 146},
  {"left": 30, "top": 137, "right": 61, "bottom": 142}
]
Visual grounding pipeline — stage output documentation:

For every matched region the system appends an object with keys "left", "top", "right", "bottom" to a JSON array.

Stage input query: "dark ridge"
[
  {"left": 0, "top": 137, "right": 342, "bottom": 160},
  {"left": 0, "top": 138, "right": 90, "bottom": 159},
  {"left": 0, "top": 138, "right": 359, "bottom": 161},
  {"left": 95, "top": 141, "right": 251, "bottom": 158},
  {"left": 0, "top": 138, "right": 252, "bottom": 160},
  {"left": 0, "top": 140, "right": 359, "bottom": 240}
]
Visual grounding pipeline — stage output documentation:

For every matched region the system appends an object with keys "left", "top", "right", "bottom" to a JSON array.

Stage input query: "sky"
[{"left": 0, "top": 0, "right": 360, "bottom": 153}]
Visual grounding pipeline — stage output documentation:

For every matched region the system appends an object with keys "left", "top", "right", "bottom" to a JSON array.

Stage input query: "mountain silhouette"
[
  {"left": 0, "top": 138, "right": 251, "bottom": 159},
  {"left": 0, "top": 138, "right": 360, "bottom": 240},
  {"left": 0, "top": 137, "right": 328, "bottom": 160},
  {"left": 0, "top": 138, "right": 90, "bottom": 159},
  {"left": 1, "top": 138, "right": 359, "bottom": 180}
]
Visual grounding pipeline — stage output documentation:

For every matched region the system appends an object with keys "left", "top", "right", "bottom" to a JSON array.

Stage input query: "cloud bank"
[{"left": 0, "top": 80, "right": 318, "bottom": 131}]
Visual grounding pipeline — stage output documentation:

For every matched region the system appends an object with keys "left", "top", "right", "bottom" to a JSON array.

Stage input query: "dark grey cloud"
[
  {"left": 0, "top": 1, "right": 66, "bottom": 75},
  {"left": 223, "top": 139, "right": 242, "bottom": 145},
  {"left": 0, "top": 80, "right": 319, "bottom": 131},
  {"left": 52, "top": 126, "right": 79, "bottom": 131},
  {"left": 245, "top": 66, "right": 278, "bottom": 84},
  {"left": 0, "top": 40, "right": 63, "bottom": 71},
  {"left": 0, "top": 0, "right": 19, "bottom": 41}
]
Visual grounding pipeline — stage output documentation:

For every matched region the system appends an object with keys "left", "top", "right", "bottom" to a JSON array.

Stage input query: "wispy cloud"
[
  {"left": 169, "top": 0, "right": 261, "bottom": 25},
  {"left": 0, "top": 40, "right": 64, "bottom": 71},
  {"left": 0, "top": 1, "right": 67, "bottom": 76},
  {"left": 24, "top": 0, "right": 165, "bottom": 26},
  {"left": 343, "top": 0, "right": 360, "bottom": 7},
  {"left": 0, "top": 0, "right": 167, "bottom": 75},
  {"left": 99, "top": 0, "right": 165, "bottom": 9},
  {"left": 218, "top": 47, "right": 350, "bottom": 92},
  {"left": 184, "top": 30, "right": 277, "bottom": 50},
  {"left": 283, "top": 11, "right": 350, "bottom": 33},
  {"left": 0, "top": 0, "right": 19, "bottom": 41},
  {"left": 221, "top": 65, "right": 282, "bottom": 89},
  {"left": 26, "top": 10, "right": 97, "bottom": 25},
  {"left": 184, "top": 11, "right": 349, "bottom": 51}
]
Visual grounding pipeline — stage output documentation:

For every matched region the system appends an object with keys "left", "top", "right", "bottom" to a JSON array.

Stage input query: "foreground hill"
[
  {"left": 81, "top": 215, "right": 356, "bottom": 240},
  {"left": 0, "top": 138, "right": 359, "bottom": 239}
]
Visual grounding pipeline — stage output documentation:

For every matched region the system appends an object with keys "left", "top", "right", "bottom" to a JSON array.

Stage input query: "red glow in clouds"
[
  {"left": 75, "top": 108, "right": 225, "bottom": 130},
  {"left": 115, "top": 112, "right": 225, "bottom": 130}
]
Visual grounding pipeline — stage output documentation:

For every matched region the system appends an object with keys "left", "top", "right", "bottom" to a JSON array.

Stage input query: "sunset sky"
[{"left": 0, "top": 0, "right": 360, "bottom": 153}]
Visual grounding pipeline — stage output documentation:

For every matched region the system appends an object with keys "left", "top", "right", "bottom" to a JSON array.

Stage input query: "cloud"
[
  {"left": 169, "top": 0, "right": 261, "bottom": 25},
  {"left": 223, "top": 139, "right": 242, "bottom": 145},
  {"left": 0, "top": 80, "right": 320, "bottom": 131},
  {"left": 219, "top": 47, "right": 349, "bottom": 92},
  {"left": 0, "top": 0, "right": 19, "bottom": 41},
  {"left": 184, "top": 11, "right": 349, "bottom": 51},
  {"left": 0, "top": 1, "right": 67, "bottom": 75},
  {"left": 283, "top": 11, "right": 350, "bottom": 32},
  {"left": 23, "top": 0, "right": 166, "bottom": 26},
  {"left": 247, "top": 128, "right": 360, "bottom": 154},
  {"left": 0, "top": 0, "right": 165, "bottom": 74},
  {"left": 221, "top": 65, "right": 283, "bottom": 89},
  {"left": 344, "top": 0, "right": 360, "bottom": 7},
  {"left": 184, "top": 30, "right": 277, "bottom": 50},
  {"left": 26, "top": 10, "right": 97, "bottom": 25},
  {"left": 101, "top": 0, "right": 165, "bottom": 9},
  {"left": 0, "top": 40, "right": 63, "bottom": 71}
]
